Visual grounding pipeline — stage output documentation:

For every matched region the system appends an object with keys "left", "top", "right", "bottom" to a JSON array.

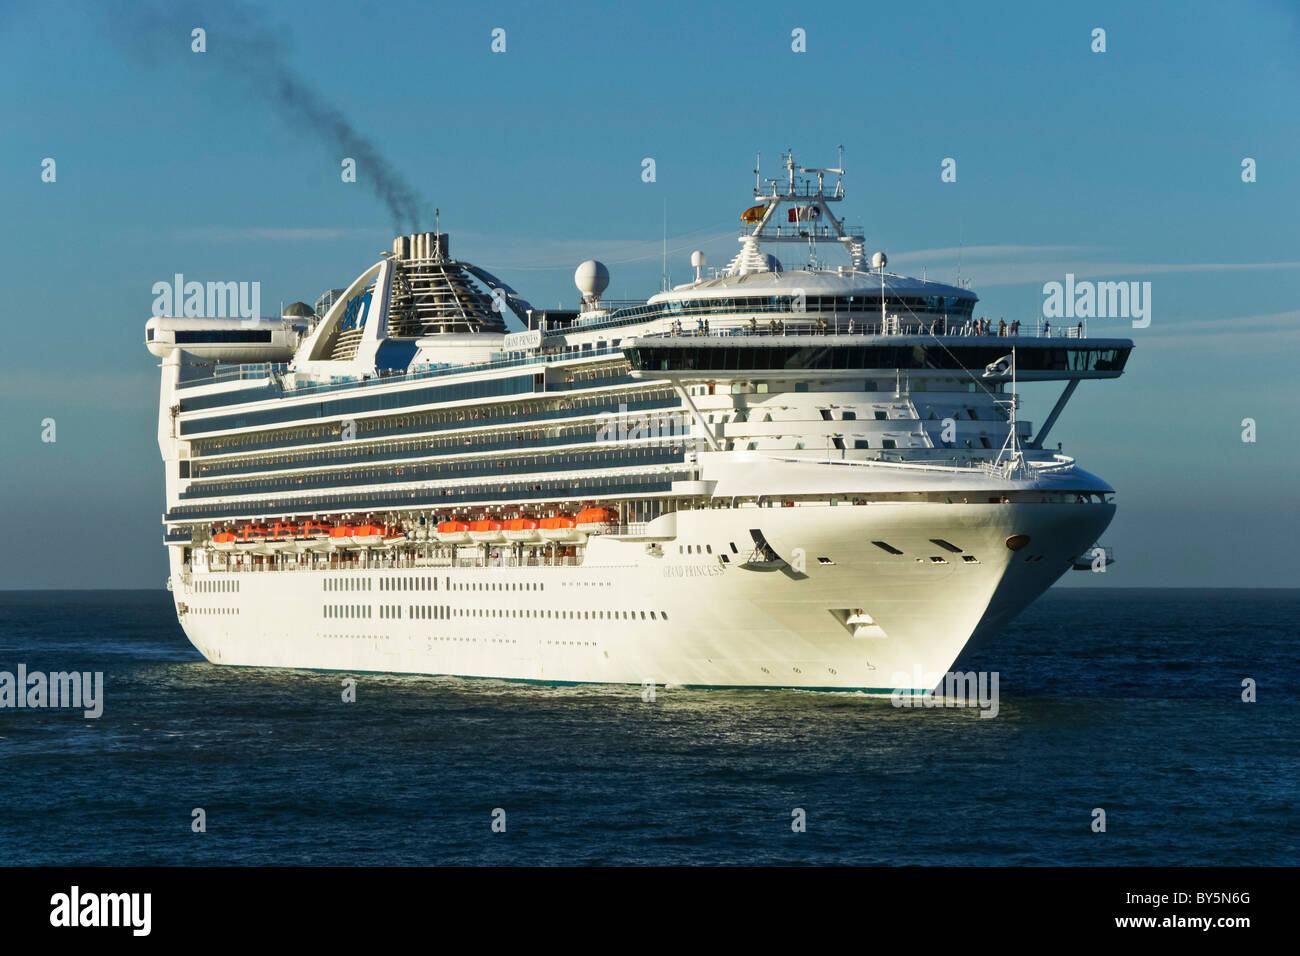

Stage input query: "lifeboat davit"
[
  {"left": 294, "top": 520, "right": 331, "bottom": 552},
  {"left": 382, "top": 525, "right": 408, "bottom": 546},
  {"left": 539, "top": 515, "right": 586, "bottom": 544},
  {"left": 469, "top": 518, "right": 506, "bottom": 544},
  {"left": 575, "top": 507, "right": 617, "bottom": 534},
  {"left": 211, "top": 530, "right": 238, "bottom": 552},
  {"left": 261, "top": 522, "right": 297, "bottom": 553},
  {"left": 235, "top": 524, "right": 268, "bottom": 552},
  {"left": 350, "top": 523, "right": 385, "bottom": 547},
  {"left": 436, "top": 520, "right": 472, "bottom": 544},
  {"left": 503, "top": 516, "right": 541, "bottom": 543}
]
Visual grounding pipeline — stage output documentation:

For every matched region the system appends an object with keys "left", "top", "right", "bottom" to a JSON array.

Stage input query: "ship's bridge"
[{"left": 623, "top": 333, "right": 1134, "bottom": 383}]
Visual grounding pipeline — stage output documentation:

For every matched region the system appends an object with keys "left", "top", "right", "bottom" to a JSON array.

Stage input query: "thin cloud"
[
  {"left": 1133, "top": 308, "right": 1300, "bottom": 349},
  {"left": 175, "top": 226, "right": 389, "bottom": 242},
  {"left": 890, "top": 244, "right": 1090, "bottom": 263},
  {"left": 975, "top": 260, "right": 1300, "bottom": 287},
  {"left": 888, "top": 245, "right": 1300, "bottom": 287},
  {"left": 452, "top": 225, "right": 739, "bottom": 271}
]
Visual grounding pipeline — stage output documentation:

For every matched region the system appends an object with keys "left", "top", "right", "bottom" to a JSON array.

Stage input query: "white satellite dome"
[
  {"left": 574, "top": 260, "right": 610, "bottom": 298},
  {"left": 690, "top": 250, "right": 706, "bottom": 268},
  {"left": 871, "top": 251, "right": 888, "bottom": 271}
]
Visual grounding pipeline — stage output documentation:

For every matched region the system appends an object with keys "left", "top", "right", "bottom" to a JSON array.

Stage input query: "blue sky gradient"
[{"left": 1, "top": 0, "right": 1297, "bottom": 587}]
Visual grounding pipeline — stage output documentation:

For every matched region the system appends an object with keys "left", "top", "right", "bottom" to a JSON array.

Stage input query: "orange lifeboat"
[
  {"left": 435, "top": 519, "right": 471, "bottom": 544},
  {"left": 539, "top": 514, "right": 585, "bottom": 544},
  {"left": 575, "top": 507, "right": 617, "bottom": 534},
  {"left": 469, "top": 518, "right": 506, "bottom": 544},
  {"left": 328, "top": 524, "right": 353, "bottom": 549},
  {"left": 382, "top": 524, "right": 408, "bottom": 546},
  {"left": 503, "top": 516, "right": 541, "bottom": 543},
  {"left": 349, "top": 522, "right": 385, "bottom": 547},
  {"left": 211, "top": 529, "right": 238, "bottom": 552}
]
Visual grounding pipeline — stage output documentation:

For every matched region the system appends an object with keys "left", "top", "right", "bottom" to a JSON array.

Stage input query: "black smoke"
[{"left": 104, "top": 0, "right": 425, "bottom": 231}]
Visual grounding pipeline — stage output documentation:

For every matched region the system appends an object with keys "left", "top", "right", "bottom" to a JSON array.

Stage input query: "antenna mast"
[
  {"left": 994, "top": 348, "right": 1024, "bottom": 474},
  {"left": 661, "top": 199, "right": 668, "bottom": 292}
]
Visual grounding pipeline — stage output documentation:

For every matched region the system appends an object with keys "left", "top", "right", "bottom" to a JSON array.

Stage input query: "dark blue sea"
[{"left": 0, "top": 589, "right": 1295, "bottom": 866}]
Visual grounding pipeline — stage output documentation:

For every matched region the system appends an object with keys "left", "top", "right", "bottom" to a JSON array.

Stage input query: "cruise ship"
[{"left": 146, "top": 154, "right": 1132, "bottom": 693}]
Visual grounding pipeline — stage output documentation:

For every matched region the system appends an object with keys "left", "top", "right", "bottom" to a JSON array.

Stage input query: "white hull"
[{"left": 172, "top": 501, "right": 1113, "bottom": 692}]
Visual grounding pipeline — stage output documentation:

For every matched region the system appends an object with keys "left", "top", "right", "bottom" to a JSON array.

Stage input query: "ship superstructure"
[{"left": 146, "top": 155, "right": 1131, "bottom": 692}]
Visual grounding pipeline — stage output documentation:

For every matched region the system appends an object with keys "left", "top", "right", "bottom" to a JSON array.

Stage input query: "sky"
[{"left": 1, "top": 0, "right": 1297, "bottom": 588}]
